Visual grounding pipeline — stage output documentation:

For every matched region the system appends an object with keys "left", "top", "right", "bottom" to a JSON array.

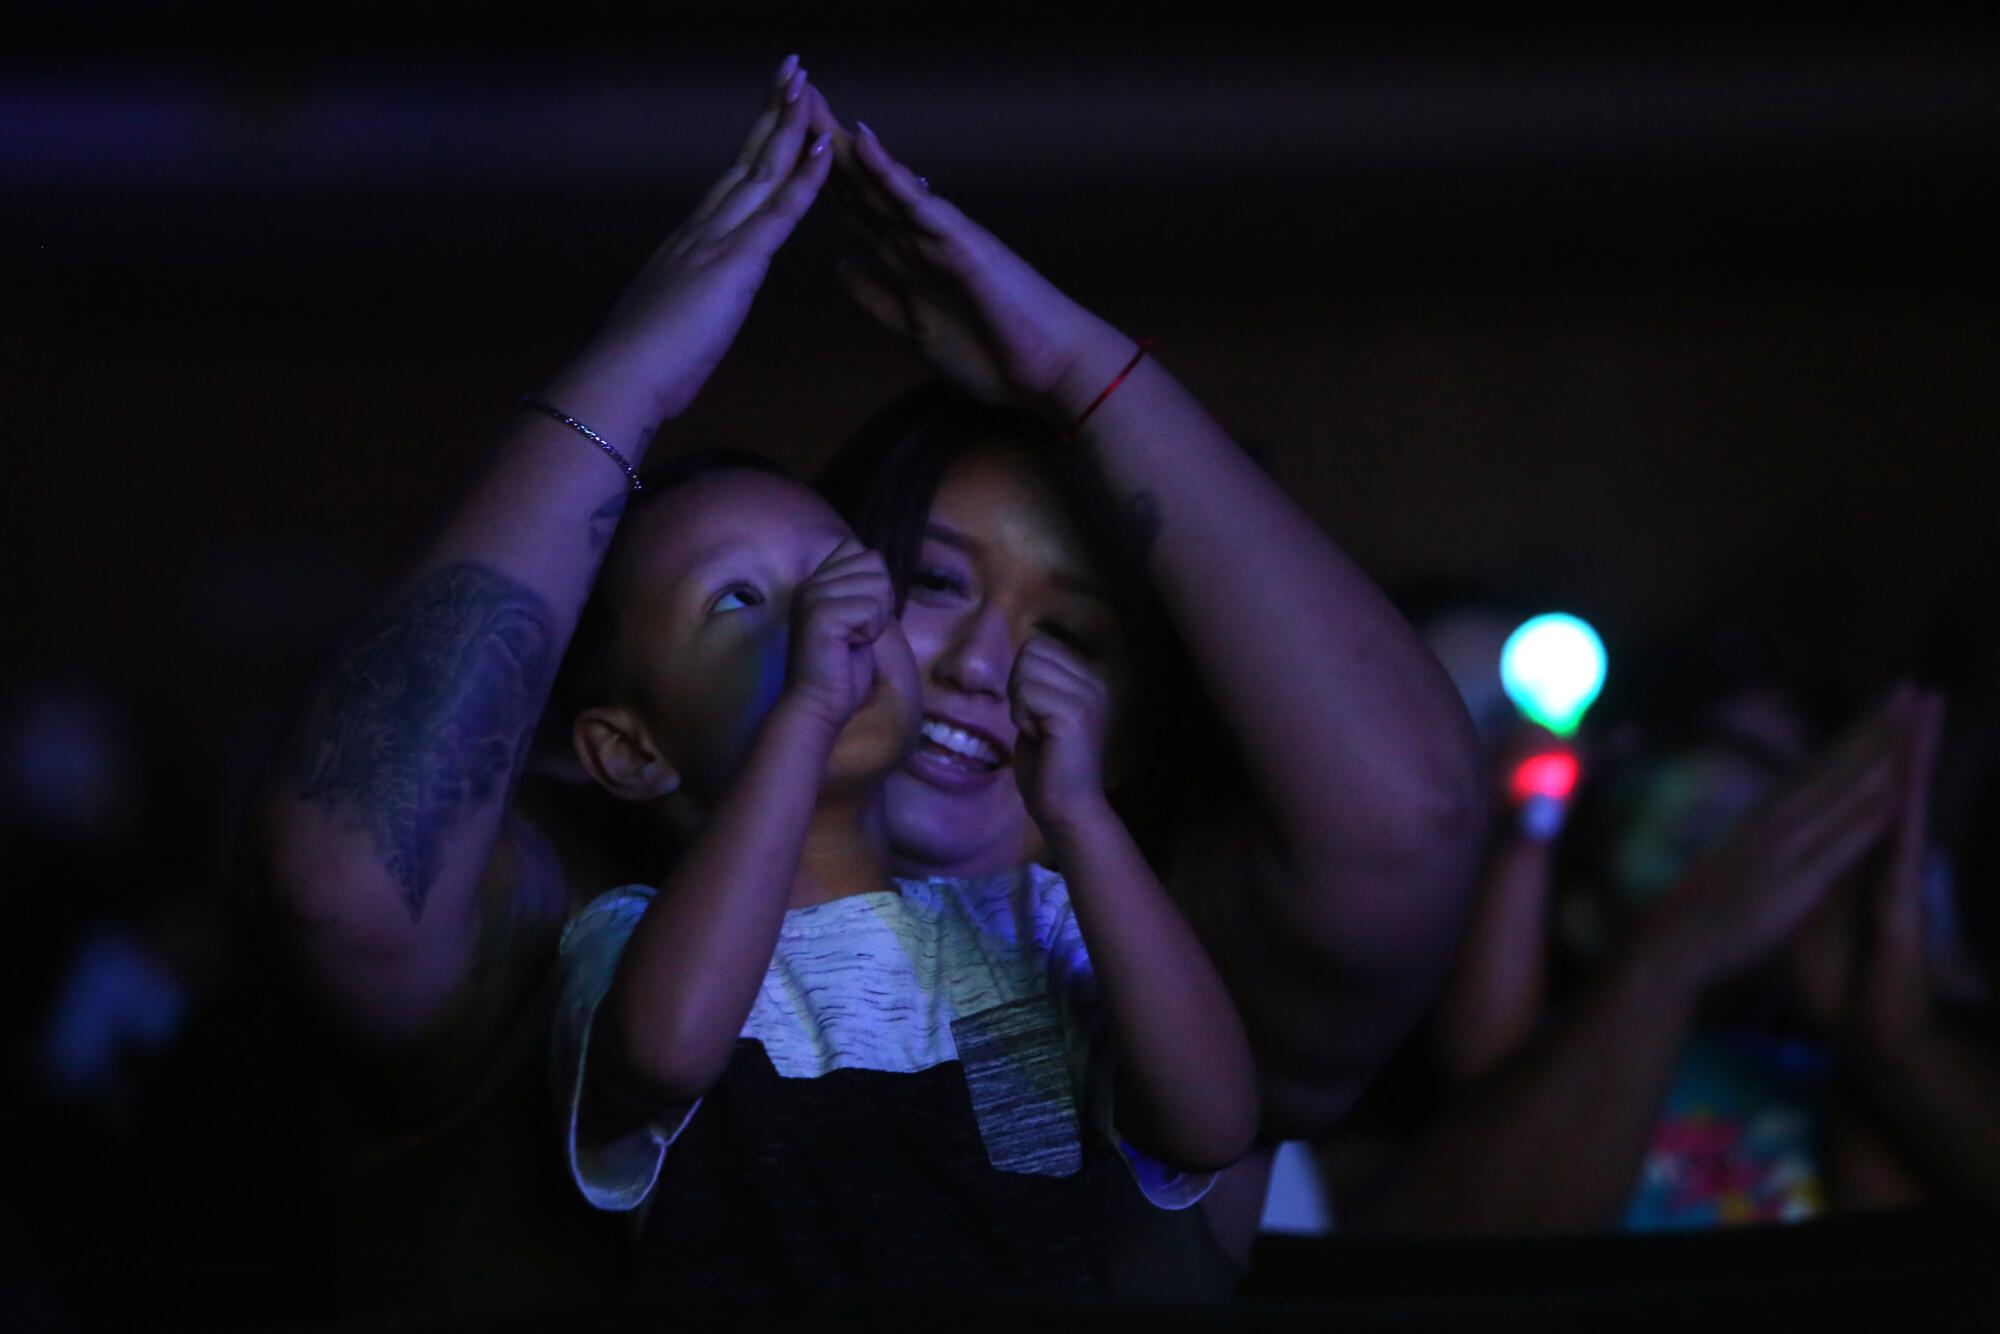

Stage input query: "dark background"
[
  {"left": 1, "top": 4, "right": 1997, "bottom": 1326},
  {"left": 6, "top": 7, "right": 1997, "bottom": 719}
]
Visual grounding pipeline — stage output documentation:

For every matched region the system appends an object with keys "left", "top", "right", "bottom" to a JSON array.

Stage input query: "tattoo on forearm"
[
  {"left": 588, "top": 490, "right": 629, "bottom": 552},
  {"left": 1123, "top": 490, "right": 1161, "bottom": 560},
  {"left": 287, "top": 562, "right": 558, "bottom": 921}
]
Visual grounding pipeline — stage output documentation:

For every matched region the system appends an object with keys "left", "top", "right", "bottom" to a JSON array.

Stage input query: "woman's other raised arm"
[
  {"left": 831, "top": 124, "right": 1483, "bottom": 1135},
  {"left": 244, "top": 66, "right": 836, "bottom": 1066}
]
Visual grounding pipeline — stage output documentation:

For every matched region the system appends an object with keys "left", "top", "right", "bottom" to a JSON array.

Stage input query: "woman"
[
  {"left": 246, "top": 61, "right": 1479, "bottom": 1306},
  {"left": 814, "top": 123, "right": 1485, "bottom": 1273}
]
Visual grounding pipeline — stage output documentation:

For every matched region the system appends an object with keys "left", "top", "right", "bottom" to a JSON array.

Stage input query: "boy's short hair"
[{"left": 549, "top": 450, "right": 793, "bottom": 727}]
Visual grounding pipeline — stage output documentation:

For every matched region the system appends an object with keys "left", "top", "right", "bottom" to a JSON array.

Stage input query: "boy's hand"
[
  {"left": 1009, "top": 636, "right": 1114, "bottom": 836},
  {"left": 583, "top": 58, "right": 836, "bottom": 421},
  {"left": 783, "top": 541, "right": 895, "bottom": 734}
]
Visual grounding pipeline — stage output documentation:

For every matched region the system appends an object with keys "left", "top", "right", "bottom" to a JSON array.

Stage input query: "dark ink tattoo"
[
  {"left": 287, "top": 562, "right": 558, "bottom": 921},
  {"left": 588, "top": 490, "right": 629, "bottom": 552},
  {"left": 1122, "top": 490, "right": 1162, "bottom": 560}
]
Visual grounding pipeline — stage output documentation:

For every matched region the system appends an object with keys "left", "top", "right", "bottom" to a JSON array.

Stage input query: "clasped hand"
[
  {"left": 782, "top": 540, "right": 898, "bottom": 735},
  {"left": 1642, "top": 683, "right": 1946, "bottom": 1045},
  {"left": 577, "top": 56, "right": 1135, "bottom": 434},
  {"left": 1010, "top": 636, "right": 1117, "bottom": 836}
]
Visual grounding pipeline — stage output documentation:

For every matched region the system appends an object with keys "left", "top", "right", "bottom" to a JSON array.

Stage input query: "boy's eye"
[
  {"left": 912, "top": 566, "right": 969, "bottom": 597},
  {"left": 710, "top": 585, "right": 764, "bottom": 614}
]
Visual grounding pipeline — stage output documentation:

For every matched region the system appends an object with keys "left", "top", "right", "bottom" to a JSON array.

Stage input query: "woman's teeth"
[{"left": 920, "top": 718, "right": 1002, "bottom": 769}]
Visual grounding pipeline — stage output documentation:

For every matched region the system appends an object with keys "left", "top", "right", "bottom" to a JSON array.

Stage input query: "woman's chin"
[{"left": 882, "top": 767, "right": 1026, "bottom": 878}]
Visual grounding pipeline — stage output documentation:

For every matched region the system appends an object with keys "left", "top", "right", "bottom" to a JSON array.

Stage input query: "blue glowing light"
[{"left": 1499, "top": 613, "right": 1607, "bottom": 737}]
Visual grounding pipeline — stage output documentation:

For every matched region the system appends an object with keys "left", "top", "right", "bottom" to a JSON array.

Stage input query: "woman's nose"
[{"left": 932, "top": 603, "right": 1013, "bottom": 699}]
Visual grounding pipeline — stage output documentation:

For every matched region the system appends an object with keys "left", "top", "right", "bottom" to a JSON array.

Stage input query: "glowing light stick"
[
  {"left": 1500, "top": 613, "right": 1607, "bottom": 738},
  {"left": 1508, "top": 748, "right": 1581, "bottom": 840},
  {"left": 1509, "top": 751, "right": 1581, "bottom": 806}
]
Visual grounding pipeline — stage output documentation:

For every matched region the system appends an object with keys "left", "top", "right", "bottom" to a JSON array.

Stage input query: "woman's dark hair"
[
  {"left": 817, "top": 385, "right": 1042, "bottom": 611},
  {"left": 818, "top": 382, "right": 1237, "bottom": 869}
]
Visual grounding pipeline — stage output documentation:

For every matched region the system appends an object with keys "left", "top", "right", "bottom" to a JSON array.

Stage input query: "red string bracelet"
[{"left": 1064, "top": 339, "right": 1154, "bottom": 439}]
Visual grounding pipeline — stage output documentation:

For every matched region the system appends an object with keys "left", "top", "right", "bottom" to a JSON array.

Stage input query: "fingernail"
[
  {"left": 857, "top": 120, "right": 878, "bottom": 144},
  {"left": 777, "top": 54, "right": 799, "bottom": 84},
  {"left": 809, "top": 131, "right": 831, "bottom": 158},
  {"left": 787, "top": 69, "right": 806, "bottom": 104}
]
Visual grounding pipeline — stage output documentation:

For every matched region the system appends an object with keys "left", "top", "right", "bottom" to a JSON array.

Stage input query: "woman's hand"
[
  {"left": 783, "top": 540, "right": 897, "bottom": 735},
  {"left": 1008, "top": 636, "right": 1115, "bottom": 837},
  {"left": 828, "top": 122, "right": 1129, "bottom": 415},
  {"left": 581, "top": 58, "right": 836, "bottom": 421}
]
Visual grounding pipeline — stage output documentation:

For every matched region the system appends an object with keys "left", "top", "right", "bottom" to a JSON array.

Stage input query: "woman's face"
[
  {"left": 883, "top": 445, "right": 1130, "bottom": 878},
  {"left": 611, "top": 469, "right": 919, "bottom": 803}
]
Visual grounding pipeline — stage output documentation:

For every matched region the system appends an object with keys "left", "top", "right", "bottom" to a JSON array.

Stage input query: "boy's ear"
[{"left": 572, "top": 706, "right": 682, "bottom": 803}]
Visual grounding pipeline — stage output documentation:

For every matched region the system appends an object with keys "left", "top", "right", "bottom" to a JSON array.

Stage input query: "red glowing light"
[{"left": 1510, "top": 751, "right": 1580, "bottom": 804}]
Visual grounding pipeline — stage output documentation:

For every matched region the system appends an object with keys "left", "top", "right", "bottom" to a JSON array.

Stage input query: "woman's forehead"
[{"left": 932, "top": 448, "right": 1095, "bottom": 569}]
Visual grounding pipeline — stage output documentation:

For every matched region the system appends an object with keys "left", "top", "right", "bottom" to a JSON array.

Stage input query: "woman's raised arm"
[
  {"left": 829, "top": 123, "right": 1484, "bottom": 1135},
  {"left": 245, "top": 65, "right": 836, "bottom": 1065}
]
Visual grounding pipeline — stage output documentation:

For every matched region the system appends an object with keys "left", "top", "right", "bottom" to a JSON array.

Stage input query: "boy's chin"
[{"left": 819, "top": 719, "right": 918, "bottom": 794}]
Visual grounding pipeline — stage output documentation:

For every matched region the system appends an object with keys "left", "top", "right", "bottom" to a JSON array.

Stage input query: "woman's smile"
[{"left": 907, "top": 712, "right": 1012, "bottom": 789}]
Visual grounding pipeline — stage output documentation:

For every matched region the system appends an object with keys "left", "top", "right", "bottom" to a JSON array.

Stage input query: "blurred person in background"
[
  {"left": 4, "top": 673, "right": 236, "bottom": 1124},
  {"left": 1352, "top": 651, "right": 1960, "bottom": 1233},
  {"left": 3, "top": 677, "right": 167, "bottom": 1120},
  {"left": 1810, "top": 588, "right": 2000, "bottom": 1210},
  {"left": 4, "top": 654, "right": 330, "bottom": 1326}
]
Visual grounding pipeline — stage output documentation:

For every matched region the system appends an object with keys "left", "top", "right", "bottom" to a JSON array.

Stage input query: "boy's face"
[{"left": 612, "top": 470, "right": 919, "bottom": 802}]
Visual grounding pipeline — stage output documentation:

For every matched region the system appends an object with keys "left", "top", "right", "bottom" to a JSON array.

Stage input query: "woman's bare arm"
[
  {"left": 830, "top": 123, "right": 1483, "bottom": 1134},
  {"left": 244, "top": 66, "right": 836, "bottom": 1060}
]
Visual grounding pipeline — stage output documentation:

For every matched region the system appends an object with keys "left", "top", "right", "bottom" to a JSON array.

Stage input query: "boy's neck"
[{"left": 790, "top": 789, "right": 894, "bottom": 909}]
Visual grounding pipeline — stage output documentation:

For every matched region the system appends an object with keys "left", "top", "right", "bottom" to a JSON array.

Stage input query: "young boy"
[{"left": 552, "top": 459, "right": 1257, "bottom": 1298}]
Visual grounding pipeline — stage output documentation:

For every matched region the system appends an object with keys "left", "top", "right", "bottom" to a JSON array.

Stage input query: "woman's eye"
[
  {"left": 1038, "top": 621, "right": 1100, "bottom": 660},
  {"left": 710, "top": 586, "right": 763, "bottom": 614}
]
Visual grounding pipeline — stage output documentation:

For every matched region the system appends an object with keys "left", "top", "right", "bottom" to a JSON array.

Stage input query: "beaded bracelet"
[
  {"left": 1065, "top": 339, "right": 1154, "bottom": 439},
  {"left": 519, "top": 397, "right": 644, "bottom": 493}
]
